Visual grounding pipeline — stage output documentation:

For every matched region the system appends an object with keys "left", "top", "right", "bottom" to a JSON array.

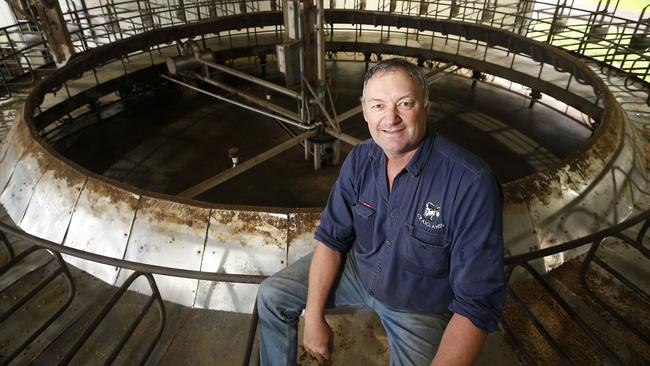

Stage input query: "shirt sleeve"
[
  {"left": 313, "top": 146, "right": 358, "bottom": 252},
  {"left": 447, "top": 171, "right": 507, "bottom": 332}
]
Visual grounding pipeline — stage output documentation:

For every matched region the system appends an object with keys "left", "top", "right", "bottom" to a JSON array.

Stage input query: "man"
[{"left": 257, "top": 59, "right": 506, "bottom": 365}]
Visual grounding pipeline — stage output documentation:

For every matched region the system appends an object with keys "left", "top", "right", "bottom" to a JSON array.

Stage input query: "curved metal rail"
[
  {"left": 1, "top": 209, "right": 648, "bottom": 365},
  {"left": 0, "top": 0, "right": 647, "bottom": 101},
  {"left": 502, "top": 209, "right": 650, "bottom": 365},
  {"left": 0, "top": 220, "right": 266, "bottom": 366}
]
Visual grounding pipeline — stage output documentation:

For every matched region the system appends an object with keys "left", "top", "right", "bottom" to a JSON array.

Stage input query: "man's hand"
[
  {"left": 303, "top": 243, "right": 342, "bottom": 363},
  {"left": 303, "top": 315, "right": 334, "bottom": 363}
]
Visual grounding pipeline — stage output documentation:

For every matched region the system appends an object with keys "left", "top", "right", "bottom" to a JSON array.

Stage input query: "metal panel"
[
  {"left": 502, "top": 201, "right": 539, "bottom": 258},
  {"left": 287, "top": 212, "right": 321, "bottom": 265},
  {"left": 0, "top": 116, "right": 19, "bottom": 162},
  {"left": 63, "top": 177, "right": 139, "bottom": 285},
  {"left": 116, "top": 196, "right": 210, "bottom": 307},
  {"left": 0, "top": 141, "right": 50, "bottom": 224},
  {"left": 195, "top": 210, "right": 287, "bottom": 313},
  {"left": 624, "top": 128, "right": 650, "bottom": 212},
  {"left": 21, "top": 157, "right": 86, "bottom": 243},
  {"left": 528, "top": 154, "right": 609, "bottom": 271},
  {"left": 0, "top": 121, "right": 34, "bottom": 194},
  {"left": 578, "top": 136, "right": 636, "bottom": 224}
]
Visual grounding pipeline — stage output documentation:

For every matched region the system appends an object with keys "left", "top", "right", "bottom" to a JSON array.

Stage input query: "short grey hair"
[{"left": 361, "top": 59, "right": 429, "bottom": 107}]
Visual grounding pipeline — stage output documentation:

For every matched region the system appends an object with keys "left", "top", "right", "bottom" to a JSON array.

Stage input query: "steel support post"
[{"left": 33, "top": 0, "right": 75, "bottom": 66}]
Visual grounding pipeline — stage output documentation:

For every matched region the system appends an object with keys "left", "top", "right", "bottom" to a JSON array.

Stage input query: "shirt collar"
[
  {"left": 405, "top": 128, "right": 436, "bottom": 177},
  {"left": 367, "top": 128, "right": 436, "bottom": 177}
]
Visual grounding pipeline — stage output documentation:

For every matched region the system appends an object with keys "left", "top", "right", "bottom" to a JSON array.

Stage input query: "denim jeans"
[{"left": 256, "top": 253, "right": 452, "bottom": 366}]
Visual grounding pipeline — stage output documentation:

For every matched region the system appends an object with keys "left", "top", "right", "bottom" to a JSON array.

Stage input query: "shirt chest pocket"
[
  {"left": 401, "top": 225, "right": 450, "bottom": 277},
  {"left": 353, "top": 203, "right": 375, "bottom": 251}
]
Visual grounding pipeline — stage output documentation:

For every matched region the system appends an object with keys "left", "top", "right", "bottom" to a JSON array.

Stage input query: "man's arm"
[
  {"left": 431, "top": 313, "right": 487, "bottom": 366},
  {"left": 303, "top": 242, "right": 343, "bottom": 363}
]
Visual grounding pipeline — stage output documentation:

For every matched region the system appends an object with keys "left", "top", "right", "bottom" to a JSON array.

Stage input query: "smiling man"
[{"left": 257, "top": 59, "right": 506, "bottom": 366}]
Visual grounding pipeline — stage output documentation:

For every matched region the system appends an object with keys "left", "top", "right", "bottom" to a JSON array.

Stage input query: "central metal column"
[{"left": 278, "top": 0, "right": 338, "bottom": 170}]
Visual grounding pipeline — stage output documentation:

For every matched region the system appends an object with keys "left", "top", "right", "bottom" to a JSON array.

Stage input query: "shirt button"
[
  {"left": 369, "top": 290, "right": 374, "bottom": 296},
  {"left": 376, "top": 266, "right": 381, "bottom": 273},
  {"left": 386, "top": 240, "right": 391, "bottom": 246}
]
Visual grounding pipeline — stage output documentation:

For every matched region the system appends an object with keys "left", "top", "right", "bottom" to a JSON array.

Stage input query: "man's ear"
[
  {"left": 424, "top": 100, "right": 432, "bottom": 114},
  {"left": 360, "top": 98, "right": 369, "bottom": 122}
]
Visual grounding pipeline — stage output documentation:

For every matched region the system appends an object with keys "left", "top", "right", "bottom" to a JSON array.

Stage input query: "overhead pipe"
[
  {"left": 195, "top": 57, "right": 302, "bottom": 100},
  {"left": 161, "top": 74, "right": 314, "bottom": 130},
  {"left": 190, "top": 71, "right": 302, "bottom": 123}
]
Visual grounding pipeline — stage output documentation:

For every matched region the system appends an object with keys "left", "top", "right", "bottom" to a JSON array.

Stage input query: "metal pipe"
[
  {"left": 521, "top": 261, "right": 624, "bottom": 364},
  {"left": 325, "top": 128, "right": 362, "bottom": 146},
  {"left": 424, "top": 62, "right": 455, "bottom": 83},
  {"left": 60, "top": 271, "right": 150, "bottom": 365},
  {"left": 2, "top": 252, "right": 76, "bottom": 365},
  {"left": 507, "top": 282, "right": 574, "bottom": 365},
  {"left": 580, "top": 241, "right": 650, "bottom": 344},
  {"left": 303, "top": 76, "right": 339, "bottom": 132},
  {"left": 161, "top": 74, "right": 313, "bottom": 130},
  {"left": 195, "top": 57, "right": 301, "bottom": 100},
  {"left": 242, "top": 301, "right": 260, "bottom": 366},
  {"left": 105, "top": 294, "right": 157, "bottom": 364},
  {"left": 335, "top": 105, "right": 363, "bottom": 124},
  {"left": 503, "top": 210, "right": 650, "bottom": 266},
  {"left": 191, "top": 72, "right": 302, "bottom": 123},
  {"left": 316, "top": 0, "right": 325, "bottom": 84},
  {"left": 0, "top": 222, "right": 267, "bottom": 284},
  {"left": 178, "top": 129, "right": 318, "bottom": 198}
]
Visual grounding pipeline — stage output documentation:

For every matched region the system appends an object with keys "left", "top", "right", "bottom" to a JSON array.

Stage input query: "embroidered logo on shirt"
[{"left": 417, "top": 202, "right": 445, "bottom": 229}]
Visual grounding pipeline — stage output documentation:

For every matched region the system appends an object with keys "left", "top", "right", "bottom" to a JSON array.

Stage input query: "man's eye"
[
  {"left": 371, "top": 104, "right": 383, "bottom": 110},
  {"left": 398, "top": 101, "right": 414, "bottom": 109}
]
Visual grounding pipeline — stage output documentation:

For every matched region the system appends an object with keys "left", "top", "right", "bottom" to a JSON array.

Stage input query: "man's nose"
[{"left": 384, "top": 106, "right": 401, "bottom": 124}]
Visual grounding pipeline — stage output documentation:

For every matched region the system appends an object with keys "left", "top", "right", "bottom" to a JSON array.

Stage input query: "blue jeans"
[{"left": 256, "top": 253, "right": 452, "bottom": 366}]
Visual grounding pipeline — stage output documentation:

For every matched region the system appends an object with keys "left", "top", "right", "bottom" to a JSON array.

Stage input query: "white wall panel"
[
  {"left": 63, "top": 177, "right": 139, "bottom": 285},
  {"left": 0, "top": 121, "right": 33, "bottom": 193},
  {"left": 0, "top": 142, "right": 50, "bottom": 223},
  {"left": 116, "top": 196, "right": 210, "bottom": 307},
  {"left": 195, "top": 210, "right": 287, "bottom": 313},
  {"left": 21, "top": 158, "right": 86, "bottom": 243},
  {"left": 287, "top": 212, "right": 320, "bottom": 265}
]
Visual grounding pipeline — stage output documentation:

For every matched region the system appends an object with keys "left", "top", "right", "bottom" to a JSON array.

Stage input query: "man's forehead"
[
  {"left": 367, "top": 68, "right": 413, "bottom": 82},
  {"left": 364, "top": 71, "right": 422, "bottom": 97}
]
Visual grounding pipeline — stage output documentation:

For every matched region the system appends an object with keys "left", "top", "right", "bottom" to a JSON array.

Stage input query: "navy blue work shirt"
[{"left": 314, "top": 130, "right": 506, "bottom": 332}]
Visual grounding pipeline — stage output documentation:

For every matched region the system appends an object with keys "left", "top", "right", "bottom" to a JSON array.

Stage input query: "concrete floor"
[{"left": 49, "top": 61, "right": 591, "bottom": 207}]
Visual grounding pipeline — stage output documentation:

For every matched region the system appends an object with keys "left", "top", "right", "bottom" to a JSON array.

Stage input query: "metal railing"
[
  {"left": 27, "top": 11, "right": 611, "bottom": 152},
  {"left": 0, "top": 220, "right": 265, "bottom": 366},
  {"left": 1, "top": 209, "right": 648, "bottom": 364},
  {"left": 501, "top": 210, "right": 650, "bottom": 365},
  {"left": 0, "top": 0, "right": 648, "bottom": 101}
]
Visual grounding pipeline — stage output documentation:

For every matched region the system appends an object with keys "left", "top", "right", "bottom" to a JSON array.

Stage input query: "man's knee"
[{"left": 257, "top": 277, "right": 281, "bottom": 309}]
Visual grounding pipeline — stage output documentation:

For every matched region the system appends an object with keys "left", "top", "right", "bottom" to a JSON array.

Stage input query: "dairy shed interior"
[{"left": 0, "top": 0, "right": 649, "bottom": 364}]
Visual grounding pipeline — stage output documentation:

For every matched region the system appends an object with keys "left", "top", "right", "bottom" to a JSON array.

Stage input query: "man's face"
[{"left": 362, "top": 69, "right": 429, "bottom": 160}]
